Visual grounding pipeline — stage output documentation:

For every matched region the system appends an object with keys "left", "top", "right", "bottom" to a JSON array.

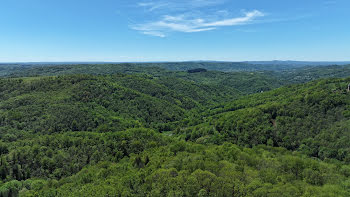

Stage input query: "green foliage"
[
  {"left": 19, "top": 142, "right": 350, "bottom": 197},
  {"left": 0, "top": 63, "right": 350, "bottom": 196},
  {"left": 0, "top": 74, "right": 232, "bottom": 139},
  {"left": 179, "top": 78, "right": 350, "bottom": 162}
]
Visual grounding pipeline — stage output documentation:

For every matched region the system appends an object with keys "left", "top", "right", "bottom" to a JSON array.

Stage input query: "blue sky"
[{"left": 0, "top": 0, "right": 349, "bottom": 62}]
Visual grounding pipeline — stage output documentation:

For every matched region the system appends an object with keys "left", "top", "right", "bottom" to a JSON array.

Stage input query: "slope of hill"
[
  {"left": 3, "top": 63, "right": 288, "bottom": 95},
  {"left": 177, "top": 77, "right": 350, "bottom": 162},
  {"left": 1, "top": 66, "right": 350, "bottom": 196},
  {"left": 4, "top": 63, "right": 350, "bottom": 95},
  {"left": 0, "top": 74, "right": 241, "bottom": 140}
]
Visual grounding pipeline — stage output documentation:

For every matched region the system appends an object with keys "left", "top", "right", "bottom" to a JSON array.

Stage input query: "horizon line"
[{"left": 1, "top": 60, "right": 350, "bottom": 64}]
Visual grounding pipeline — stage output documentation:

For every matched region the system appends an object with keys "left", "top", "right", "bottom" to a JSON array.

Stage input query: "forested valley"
[{"left": 1, "top": 62, "right": 350, "bottom": 196}]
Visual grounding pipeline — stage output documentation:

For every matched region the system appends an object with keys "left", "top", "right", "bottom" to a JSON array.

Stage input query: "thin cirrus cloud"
[
  {"left": 131, "top": 10, "right": 265, "bottom": 37},
  {"left": 137, "top": 0, "right": 227, "bottom": 11},
  {"left": 138, "top": 2, "right": 170, "bottom": 11}
]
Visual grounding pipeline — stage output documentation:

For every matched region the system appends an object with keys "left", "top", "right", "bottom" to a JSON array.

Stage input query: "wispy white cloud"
[
  {"left": 138, "top": 2, "right": 169, "bottom": 11},
  {"left": 137, "top": 0, "right": 227, "bottom": 12},
  {"left": 131, "top": 10, "right": 265, "bottom": 37},
  {"left": 186, "top": 0, "right": 227, "bottom": 8},
  {"left": 142, "top": 31, "right": 166, "bottom": 37},
  {"left": 203, "top": 10, "right": 264, "bottom": 27}
]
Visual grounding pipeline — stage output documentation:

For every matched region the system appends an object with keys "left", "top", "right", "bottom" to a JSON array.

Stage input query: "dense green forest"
[
  {"left": 3, "top": 61, "right": 350, "bottom": 77},
  {"left": 1, "top": 63, "right": 350, "bottom": 196},
  {"left": 0, "top": 61, "right": 333, "bottom": 76},
  {"left": 177, "top": 78, "right": 350, "bottom": 161},
  {"left": 3, "top": 63, "right": 350, "bottom": 95}
]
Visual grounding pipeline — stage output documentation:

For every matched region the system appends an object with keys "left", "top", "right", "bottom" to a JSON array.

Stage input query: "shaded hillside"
[
  {"left": 1, "top": 70, "right": 350, "bottom": 196},
  {"left": 178, "top": 77, "right": 350, "bottom": 162},
  {"left": 0, "top": 74, "right": 241, "bottom": 142}
]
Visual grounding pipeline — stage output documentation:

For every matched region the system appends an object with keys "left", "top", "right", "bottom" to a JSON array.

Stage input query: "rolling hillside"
[
  {"left": 178, "top": 77, "right": 350, "bottom": 162},
  {"left": 1, "top": 65, "right": 350, "bottom": 196}
]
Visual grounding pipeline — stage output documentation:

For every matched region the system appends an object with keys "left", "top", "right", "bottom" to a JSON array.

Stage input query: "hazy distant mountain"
[
  {"left": 1, "top": 61, "right": 349, "bottom": 76},
  {"left": 244, "top": 60, "right": 350, "bottom": 66}
]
